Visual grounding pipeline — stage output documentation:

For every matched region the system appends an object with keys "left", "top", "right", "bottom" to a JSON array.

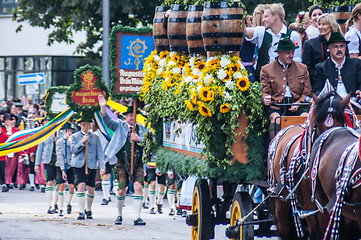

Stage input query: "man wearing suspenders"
[{"left": 244, "top": 3, "right": 302, "bottom": 81}]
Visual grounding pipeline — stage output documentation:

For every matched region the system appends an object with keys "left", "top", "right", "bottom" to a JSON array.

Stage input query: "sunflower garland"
[{"left": 141, "top": 51, "right": 267, "bottom": 182}]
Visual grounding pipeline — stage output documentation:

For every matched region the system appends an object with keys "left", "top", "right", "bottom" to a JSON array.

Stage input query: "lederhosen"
[
  {"left": 255, "top": 28, "right": 292, "bottom": 81},
  {"left": 115, "top": 124, "right": 144, "bottom": 186}
]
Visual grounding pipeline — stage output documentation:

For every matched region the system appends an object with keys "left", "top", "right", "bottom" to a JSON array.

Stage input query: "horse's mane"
[{"left": 310, "top": 92, "right": 346, "bottom": 128}]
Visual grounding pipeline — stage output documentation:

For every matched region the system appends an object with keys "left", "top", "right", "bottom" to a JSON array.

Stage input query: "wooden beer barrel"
[
  {"left": 153, "top": 6, "right": 171, "bottom": 51},
  {"left": 186, "top": 5, "right": 205, "bottom": 54},
  {"left": 168, "top": 4, "right": 188, "bottom": 53},
  {"left": 202, "top": 2, "right": 244, "bottom": 52},
  {"left": 333, "top": 5, "right": 353, "bottom": 33}
]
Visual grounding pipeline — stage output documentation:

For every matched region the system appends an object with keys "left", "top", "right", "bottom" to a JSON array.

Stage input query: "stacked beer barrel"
[
  {"left": 153, "top": 1, "right": 245, "bottom": 54},
  {"left": 332, "top": 5, "right": 353, "bottom": 33}
]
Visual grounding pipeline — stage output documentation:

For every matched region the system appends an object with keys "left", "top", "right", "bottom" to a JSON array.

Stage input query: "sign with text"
[
  {"left": 113, "top": 32, "right": 154, "bottom": 95},
  {"left": 50, "top": 92, "right": 68, "bottom": 113},
  {"left": 71, "top": 70, "right": 106, "bottom": 107}
]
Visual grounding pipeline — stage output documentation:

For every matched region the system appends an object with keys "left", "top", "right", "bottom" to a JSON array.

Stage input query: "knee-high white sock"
[
  {"left": 149, "top": 190, "right": 156, "bottom": 208},
  {"left": 167, "top": 189, "right": 175, "bottom": 210},
  {"left": 53, "top": 187, "right": 59, "bottom": 206},
  {"left": 102, "top": 180, "right": 111, "bottom": 200},
  {"left": 29, "top": 174, "right": 35, "bottom": 187},
  {"left": 86, "top": 193, "right": 94, "bottom": 211},
  {"left": 143, "top": 185, "right": 149, "bottom": 203},
  {"left": 58, "top": 191, "right": 64, "bottom": 211},
  {"left": 177, "top": 192, "right": 181, "bottom": 207},
  {"left": 77, "top": 192, "right": 86, "bottom": 213},
  {"left": 68, "top": 190, "right": 74, "bottom": 205},
  {"left": 116, "top": 195, "right": 126, "bottom": 216},
  {"left": 45, "top": 186, "right": 54, "bottom": 207},
  {"left": 133, "top": 195, "right": 143, "bottom": 219},
  {"left": 157, "top": 191, "right": 165, "bottom": 205}
]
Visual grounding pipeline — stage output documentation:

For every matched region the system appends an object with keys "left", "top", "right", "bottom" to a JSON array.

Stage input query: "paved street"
[{"left": 0, "top": 186, "right": 279, "bottom": 240}]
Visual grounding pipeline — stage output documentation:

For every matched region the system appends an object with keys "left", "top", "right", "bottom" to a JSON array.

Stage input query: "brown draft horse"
[
  {"left": 268, "top": 92, "right": 350, "bottom": 240},
  {"left": 310, "top": 124, "right": 361, "bottom": 238}
]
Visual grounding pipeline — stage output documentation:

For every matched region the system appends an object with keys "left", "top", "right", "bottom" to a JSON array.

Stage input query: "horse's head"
[{"left": 310, "top": 92, "right": 350, "bottom": 138}]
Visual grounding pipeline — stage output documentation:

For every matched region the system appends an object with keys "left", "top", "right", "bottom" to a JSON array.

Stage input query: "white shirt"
[
  {"left": 245, "top": 25, "right": 303, "bottom": 63},
  {"left": 345, "top": 25, "right": 361, "bottom": 55},
  {"left": 331, "top": 57, "right": 347, "bottom": 98},
  {"left": 305, "top": 25, "right": 319, "bottom": 40},
  {"left": 277, "top": 58, "right": 292, "bottom": 98}
]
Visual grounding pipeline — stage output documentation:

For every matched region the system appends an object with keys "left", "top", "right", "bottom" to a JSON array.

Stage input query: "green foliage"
[
  {"left": 13, "top": 0, "right": 161, "bottom": 57},
  {"left": 44, "top": 86, "right": 69, "bottom": 118},
  {"left": 109, "top": 25, "right": 152, "bottom": 100},
  {"left": 311, "top": 0, "right": 357, "bottom": 8}
]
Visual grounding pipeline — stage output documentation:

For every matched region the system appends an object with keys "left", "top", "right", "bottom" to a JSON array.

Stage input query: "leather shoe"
[
  {"left": 47, "top": 206, "right": 55, "bottom": 214},
  {"left": 157, "top": 204, "right": 163, "bottom": 214},
  {"left": 108, "top": 197, "right": 111, "bottom": 202},
  {"left": 150, "top": 208, "right": 156, "bottom": 214},
  {"left": 41, "top": 187, "right": 45, "bottom": 193},
  {"left": 115, "top": 216, "right": 122, "bottom": 225},
  {"left": 85, "top": 210, "right": 93, "bottom": 219},
  {"left": 77, "top": 213, "right": 85, "bottom": 220},
  {"left": 59, "top": 210, "right": 64, "bottom": 217},
  {"left": 176, "top": 208, "right": 182, "bottom": 215},
  {"left": 142, "top": 202, "right": 149, "bottom": 209},
  {"left": 54, "top": 205, "right": 59, "bottom": 213},
  {"left": 101, "top": 198, "right": 108, "bottom": 205},
  {"left": 169, "top": 209, "right": 175, "bottom": 216},
  {"left": 8, "top": 184, "right": 13, "bottom": 189},
  {"left": 2, "top": 185, "right": 8, "bottom": 192},
  {"left": 182, "top": 210, "right": 187, "bottom": 217},
  {"left": 29, "top": 186, "right": 34, "bottom": 191},
  {"left": 134, "top": 217, "right": 146, "bottom": 226},
  {"left": 67, "top": 205, "right": 72, "bottom": 214}
]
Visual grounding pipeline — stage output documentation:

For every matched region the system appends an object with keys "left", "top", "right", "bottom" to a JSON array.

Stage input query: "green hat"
[
  {"left": 14, "top": 102, "right": 23, "bottom": 108},
  {"left": 325, "top": 32, "right": 350, "bottom": 46},
  {"left": 275, "top": 36, "right": 299, "bottom": 52},
  {"left": 61, "top": 123, "right": 76, "bottom": 130},
  {"left": 123, "top": 106, "right": 139, "bottom": 115}
]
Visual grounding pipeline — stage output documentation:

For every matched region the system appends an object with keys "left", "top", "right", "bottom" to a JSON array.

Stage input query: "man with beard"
[{"left": 313, "top": 32, "right": 361, "bottom": 97}]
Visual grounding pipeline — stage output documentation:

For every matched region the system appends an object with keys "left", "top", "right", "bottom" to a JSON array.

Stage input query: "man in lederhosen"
[
  {"left": 55, "top": 123, "right": 76, "bottom": 216},
  {"left": 70, "top": 118, "right": 105, "bottom": 220},
  {"left": 98, "top": 94, "right": 146, "bottom": 226}
]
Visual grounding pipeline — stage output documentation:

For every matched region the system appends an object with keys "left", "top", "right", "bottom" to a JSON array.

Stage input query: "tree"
[{"left": 13, "top": 0, "right": 162, "bottom": 57}]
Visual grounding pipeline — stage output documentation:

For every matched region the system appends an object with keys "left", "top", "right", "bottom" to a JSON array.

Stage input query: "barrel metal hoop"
[
  {"left": 155, "top": 45, "right": 170, "bottom": 51},
  {"left": 153, "top": 34, "right": 168, "bottom": 39},
  {"left": 170, "top": 45, "right": 189, "bottom": 52},
  {"left": 202, "top": 14, "right": 244, "bottom": 21},
  {"left": 168, "top": 34, "right": 187, "bottom": 40},
  {"left": 187, "top": 17, "right": 202, "bottom": 23},
  {"left": 202, "top": 32, "right": 244, "bottom": 38},
  {"left": 168, "top": 17, "right": 187, "bottom": 23},
  {"left": 204, "top": 44, "right": 242, "bottom": 51},
  {"left": 189, "top": 47, "right": 206, "bottom": 54},
  {"left": 204, "top": 2, "right": 241, "bottom": 8},
  {"left": 156, "top": 6, "right": 171, "bottom": 12},
  {"left": 154, "top": 18, "right": 163, "bottom": 23},
  {"left": 333, "top": 5, "right": 354, "bottom": 12},
  {"left": 188, "top": 5, "right": 203, "bottom": 11},
  {"left": 187, "top": 35, "right": 203, "bottom": 41},
  {"left": 336, "top": 19, "right": 348, "bottom": 24},
  {"left": 171, "top": 4, "right": 188, "bottom": 11}
]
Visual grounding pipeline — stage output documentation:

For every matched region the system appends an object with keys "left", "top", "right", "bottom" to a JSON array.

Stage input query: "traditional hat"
[
  {"left": 325, "top": 32, "right": 350, "bottom": 46},
  {"left": 275, "top": 36, "right": 299, "bottom": 52},
  {"left": 61, "top": 123, "right": 76, "bottom": 130},
  {"left": 14, "top": 102, "right": 23, "bottom": 108},
  {"left": 123, "top": 106, "right": 139, "bottom": 115},
  {"left": 3, "top": 113, "right": 13, "bottom": 121}
]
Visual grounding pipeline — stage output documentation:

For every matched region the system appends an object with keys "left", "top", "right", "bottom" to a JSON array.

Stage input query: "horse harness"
[{"left": 310, "top": 127, "right": 361, "bottom": 240}]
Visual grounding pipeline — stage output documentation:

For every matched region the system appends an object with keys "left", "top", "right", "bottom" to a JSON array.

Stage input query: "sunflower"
[
  {"left": 166, "top": 77, "right": 176, "bottom": 87},
  {"left": 207, "top": 58, "right": 220, "bottom": 68},
  {"left": 160, "top": 51, "right": 169, "bottom": 59},
  {"left": 236, "top": 77, "right": 250, "bottom": 91},
  {"left": 171, "top": 54, "right": 180, "bottom": 64},
  {"left": 199, "top": 87, "right": 215, "bottom": 102},
  {"left": 198, "top": 102, "right": 212, "bottom": 117},
  {"left": 220, "top": 103, "right": 231, "bottom": 113},
  {"left": 195, "top": 61, "right": 206, "bottom": 71},
  {"left": 231, "top": 61, "right": 241, "bottom": 72},
  {"left": 185, "top": 100, "right": 194, "bottom": 111},
  {"left": 223, "top": 71, "right": 232, "bottom": 82}
]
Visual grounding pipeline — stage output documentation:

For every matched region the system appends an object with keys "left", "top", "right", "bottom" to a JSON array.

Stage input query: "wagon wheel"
[
  {"left": 188, "top": 179, "right": 211, "bottom": 240},
  {"left": 227, "top": 192, "right": 254, "bottom": 240}
]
